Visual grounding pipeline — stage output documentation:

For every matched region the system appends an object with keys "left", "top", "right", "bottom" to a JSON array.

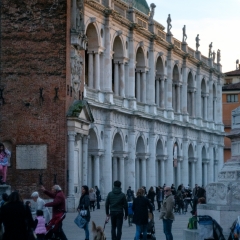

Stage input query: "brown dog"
[{"left": 92, "top": 221, "right": 106, "bottom": 240}]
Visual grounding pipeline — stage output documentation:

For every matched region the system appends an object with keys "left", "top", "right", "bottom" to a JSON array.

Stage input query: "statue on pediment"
[
  {"left": 195, "top": 34, "right": 200, "bottom": 51},
  {"left": 167, "top": 14, "right": 172, "bottom": 34}
]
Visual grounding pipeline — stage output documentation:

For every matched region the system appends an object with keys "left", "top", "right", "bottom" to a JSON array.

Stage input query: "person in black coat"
[
  {"left": 95, "top": 186, "right": 101, "bottom": 209},
  {"left": 132, "top": 188, "right": 153, "bottom": 240},
  {"left": 147, "top": 186, "right": 156, "bottom": 208},
  {"left": 0, "top": 191, "right": 34, "bottom": 240}
]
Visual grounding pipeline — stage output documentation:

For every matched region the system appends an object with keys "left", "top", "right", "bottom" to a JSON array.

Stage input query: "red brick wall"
[{"left": 0, "top": 0, "right": 71, "bottom": 198}]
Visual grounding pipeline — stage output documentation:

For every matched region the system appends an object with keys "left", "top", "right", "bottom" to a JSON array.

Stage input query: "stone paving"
[{"left": 63, "top": 202, "right": 190, "bottom": 240}]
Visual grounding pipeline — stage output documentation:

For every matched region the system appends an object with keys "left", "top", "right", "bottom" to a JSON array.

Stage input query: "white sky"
[{"left": 146, "top": 0, "right": 240, "bottom": 73}]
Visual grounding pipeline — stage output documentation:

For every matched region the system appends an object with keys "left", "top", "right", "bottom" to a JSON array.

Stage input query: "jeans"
[
  {"left": 110, "top": 211, "right": 124, "bottom": 240},
  {"left": 163, "top": 219, "right": 173, "bottom": 240},
  {"left": 83, "top": 221, "right": 89, "bottom": 239},
  {"left": 135, "top": 224, "right": 148, "bottom": 240},
  {"left": 55, "top": 222, "right": 68, "bottom": 240}
]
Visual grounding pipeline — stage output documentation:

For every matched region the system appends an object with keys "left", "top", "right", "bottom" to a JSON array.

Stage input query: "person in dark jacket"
[
  {"left": 132, "top": 188, "right": 153, "bottom": 240},
  {"left": 105, "top": 180, "right": 128, "bottom": 240},
  {"left": 0, "top": 191, "right": 34, "bottom": 240},
  {"left": 147, "top": 186, "right": 156, "bottom": 207},
  {"left": 77, "top": 185, "right": 91, "bottom": 240},
  {"left": 41, "top": 184, "right": 68, "bottom": 240},
  {"left": 95, "top": 185, "right": 101, "bottom": 209}
]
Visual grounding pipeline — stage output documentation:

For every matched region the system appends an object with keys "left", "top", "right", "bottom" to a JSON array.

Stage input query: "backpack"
[{"left": 188, "top": 216, "right": 197, "bottom": 229}]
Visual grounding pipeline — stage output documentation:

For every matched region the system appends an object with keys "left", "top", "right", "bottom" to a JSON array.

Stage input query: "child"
[
  {"left": 34, "top": 210, "right": 46, "bottom": 240},
  {"left": 128, "top": 201, "right": 133, "bottom": 226},
  {"left": 0, "top": 143, "right": 11, "bottom": 185}
]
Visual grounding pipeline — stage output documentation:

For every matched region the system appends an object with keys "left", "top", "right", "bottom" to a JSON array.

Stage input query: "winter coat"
[
  {"left": 132, "top": 196, "right": 153, "bottom": 225},
  {"left": 105, "top": 187, "right": 128, "bottom": 217},
  {"left": 78, "top": 194, "right": 91, "bottom": 222},
  {"left": 89, "top": 192, "right": 96, "bottom": 201},
  {"left": 147, "top": 191, "right": 156, "bottom": 203},
  {"left": 0, "top": 201, "right": 34, "bottom": 240},
  {"left": 44, "top": 190, "right": 66, "bottom": 218},
  {"left": 32, "top": 197, "right": 50, "bottom": 223},
  {"left": 35, "top": 216, "right": 46, "bottom": 234},
  {"left": 160, "top": 194, "right": 175, "bottom": 221}
]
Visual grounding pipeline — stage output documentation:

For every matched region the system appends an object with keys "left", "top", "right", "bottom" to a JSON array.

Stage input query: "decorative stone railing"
[
  {"left": 137, "top": 102, "right": 145, "bottom": 112},
  {"left": 173, "top": 38, "right": 181, "bottom": 49},
  {"left": 157, "top": 108, "right": 164, "bottom": 117},
  {"left": 157, "top": 29, "right": 166, "bottom": 40},
  {"left": 201, "top": 56, "right": 209, "bottom": 65},
  {"left": 114, "top": 95, "right": 123, "bottom": 107},
  {"left": 188, "top": 47, "right": 195, "bottom": 57}
]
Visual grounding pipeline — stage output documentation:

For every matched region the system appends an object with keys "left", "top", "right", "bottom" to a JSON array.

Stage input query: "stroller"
[
  {"left": 139, "top": 212, "right": 156, "bottom": 240},
  {"left": 45, "top": 211, "right": 66, "bottom": 239}
]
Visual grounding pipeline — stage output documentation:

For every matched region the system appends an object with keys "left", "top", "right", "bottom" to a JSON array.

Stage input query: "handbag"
[
  {"left": 80, "top": 205, "right": 87, "bottom": 216},
  {"left": 74, "top": 213, "right": 87, "bottom": 228}
]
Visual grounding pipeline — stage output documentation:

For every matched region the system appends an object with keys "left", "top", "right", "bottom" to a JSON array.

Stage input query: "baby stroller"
[
  {"left": 140, "top": 212, "right": 156, "bottom": 240},
  {"left": 45, "top": 211, "right": 66, "bottom": 240}
]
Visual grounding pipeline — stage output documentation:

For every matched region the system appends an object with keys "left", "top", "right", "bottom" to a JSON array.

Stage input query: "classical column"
[
  {"left": 218, "top": 146, "right": 224, "bottom": 173},
  {"left": 177, "top": 84, "right": 181, "bottom": 113},
  {"left": 182, "top": 140, "right": 189, "bottom": 187},
  {"left": 136, "top": 72, "right": 141, "bottom": 102},
  {"left": 141, "top": 158, "right": 147, "bottom": 187},
  {"left": 78, "top": 135, "right": 83, "bottom": 188},
  {"left": 204, "top": 95, "right": 208, "bottom": 121},
  {"left": 82, "top": 136, "right": 88, "bottom": 185},
  {"left": 119, "top": 63, "right": 125, "bottom": 97},
  {"left": 191, "top": 91, "right": 195, "bottom": 117},
  {"left": 160, "top": 78, "right": 165, "bottom": 108},
  {"left": 67, "top": 131, "right": 76, "bottom": 197},
  {"left": 191, "top": 161, "right": 196, "bottom": 188},
  {"left": 177, "top": 160, "right": 181, "bottom": 186},
  {"left": 166, "top": 51, "right": 173, "bottom": 113},
  {"left": 208, "top": 147, "right": 214, "bottom": 184},
  {"left": 128, "top": 31, "right": 135, "bottom": 99},
  {"left": 172, "top": 84, "right": 175, "bottom": 111},
  {"left": 113, "top": 157, "right": 118, "bottom": 181},
  {"left": 156, "top": 79, "right": 160, "bottom": 107},
  {"left": 160, "top": 159, "right": 165, "bottom": 186},
  {"left": 166, "top": 138, "right": 174, "bottom": 186},
  {"left": 88, "top": 155, "right": 92, "bottom": 188},
  {"left": 94, "top": 52, "right": 100, "bottom": 90},
  {"left": 114, "top": 63, "right": 119, "bottom": 95},
  {"left": 208, "top": 80, "right": 213, "bottom": 122},
  {"left": 196, "top": 70, "right": 202, "bottom": 119},
  {"left": 217, "top": 79, "right": 223, "bottom": 125},
  {"left": 196, "top": 144, "right": 202, "bottom": 186},
  {"left": 203, "top": 162, "right": 208, "bottom": 187},
  {"left": 119, "top": 157, "right": 125, "bottom": 191},
  {"left": 182, "top": 62, "right": 188, "bottom": 114},
  {"left": 142, "top": 72, "right": 146, "bottom": 104},
  {"left": 88, "top": 53, "right": 94, "bottom": 88},
  {"left": 214, "top": 160, "right": 218, "bottom": 182},
  {"left": 94, "top": 155, "right": 100, "bottom": 187},
  {"left": 147, "top": 133, "right": 156, "bottom": 188},
  {"left": 148, "top": 43, "right": 155, "bottom": 105},
  {"left": 213, "top": 97, "right": 217, "bottom": 123}
]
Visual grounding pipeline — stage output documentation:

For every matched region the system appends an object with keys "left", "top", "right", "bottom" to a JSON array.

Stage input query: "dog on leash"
[{"left": 92, "top": 221, "right": 106, "bottom": 240}]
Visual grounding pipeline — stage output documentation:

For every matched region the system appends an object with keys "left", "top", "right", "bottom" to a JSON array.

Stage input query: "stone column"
[
  {"left": 103, "top": 127, "right": 112, "bottom": 198},
  {"left": 218, "top": 146, "right": 224, "bottom": 173},
  {"left": 214, "top": 160, "right": 218, "bottom": 182},
  {"left": 213, "top": 97, "right": 217, "bottom": 122},
  {"left": 208, "top": 81, "right": 213, "bottom": 122},
  {"left": 217, "top": 80, "right": 223, "bottom": 124},
  {"left": 78, "top": 135, "right": 83, "bottom": 188},
  {"left": 166, "top": 138, "right": 174, "bottom": 186},
  {"left": 160, "top": 159, "right": 165, "bottom": 186},
  {"left": 182, "top": 62, "right": 188, "bottom": 114},
  {"left": 82, "top": 136, "right": 88, "bottom": 185},
  {"left": 94, "top": 52, "right": 100, "bottom": 90},
  {"left": 94, "top": 155, "right": 100, "bottom": 187},
  {"left": 166, "top": 50, "right": 173, "bottom": 116},
  {"left": 88, "top": 53, "right": 94, "bottom": 88},
  {"left": 177, "top": 84, "right": 181, "bottom": 113},
  {"left": 172, "top": 84, "right": 175, "bottom": 111},
  {"left": 203, "top": 162, "right": 208, "bottom": 187},
  {"left": 196, "top": 144, "right": 203, "bottom": 186},
  {"left": 67, "top": 131, "right": 76, "bottom": 198},
  {"left": 119, "top": 157, "right": 125, "bottom": 191},
  {"left": 113, "top": 157, "right": 118, "bottom": 181},
  {"left": 136, "top": 72, "right": 141, "bottom": 102},
  {"left": 191, "top": 90, "right": 195, "bottom": 117},
  {"left": 196, "top": 70, "right": 202, "bottom": 119},
  {"left": 160, "top": 78, "right": 165, "bottom": 108},
  {"left": 148, "top": 43, "right": 155, "bottom": 105},
  {"left": 177, "top": 160, "right": 181, "bottom": 186},
  {"left": 142, "top": 72, "right": 146, "bottom": 104},
  {"left": 114, "top": 63, "right": 119, "bottom": 95},
  {"left": 147, "top": 133, "right": 156, "bottom": 188},
  {"left": 191, "top": 161, "right": 196, "bottom": 188},
  {"left": 156, "top": 79, "right": 160, "bottom": 106},
  {"left": 208, "top": 147, "right": 214, "bottom": 184},
  {"left": 119, "top": 63, "right": 125, "bottom": 97},
  {"left": 88, "top": 155, "right": 92, "bottom": 188},
  {"left": 182, "top": 140, "right": 189, "bottom": 187},
  {"left": 142, "top": 158, "right": 147, "bottom": 187},
  {"left": 204, "top": 95, "right": 208, "bottom": 121},
  {"left": 135, "top": 158, "right": 139, "bottom": 189}
]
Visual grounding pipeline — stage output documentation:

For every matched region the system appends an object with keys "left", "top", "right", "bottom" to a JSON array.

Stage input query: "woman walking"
[
  {"left": 95, "top": 186, "right": 101, "bottom": 209},
  {"left": 77, "top": 186, "right": 90, "bottom": 240},
  {"left": 0, "top": 143, "right": 11, "bottom": 185},
  {"left": 89, "top": 188, "right": 96, "bottom": 211},
  {"left": 132, "top": 188, "right": 153, "bottom": 240}
]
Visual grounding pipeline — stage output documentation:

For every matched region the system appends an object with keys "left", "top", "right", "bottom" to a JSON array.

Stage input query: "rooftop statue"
[
  {"left": 167, "top": 14, "right": 172, "bottom": 34},
  {"left": 236, "top": 59, "right": 239, "bottom": 70},
  {"left": 195, "top": 34, "right": 200, "bottom": 51},
  {"left": 212, "top": 50, "right": 216, "bottom": 62},
  {"left": 217, "top": 49, "right": 221, "bottom": 63},
  {"left": 182, "top": 25, "right": 187, "bottom": 42},
  {"left": 208, "top": 42, "right": 213, "bottom": 58},
  {"left": 149, "top": 3, "right": 156, "bottom": 23}
]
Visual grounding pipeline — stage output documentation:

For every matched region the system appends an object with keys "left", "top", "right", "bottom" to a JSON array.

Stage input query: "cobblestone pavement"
[{"left": 63, "top": 203, "right": 190, "bottom": 240}]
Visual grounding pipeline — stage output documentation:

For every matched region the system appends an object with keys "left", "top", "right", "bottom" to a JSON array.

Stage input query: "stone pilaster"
[{"left": 82, "top": 136, "right": 88, "bottom": 185}]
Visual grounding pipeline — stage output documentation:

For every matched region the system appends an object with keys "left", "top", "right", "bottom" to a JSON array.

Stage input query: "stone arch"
[
  {"left": 88, "top": 127, "right": 99, "bottom": 149},
  {"left": 201, "top": 78, "right": 207, "bottom": 120},
  {"left": 136, "top": 47, "right": 145, "bottom": 68},
  {"left": 155, "top": 56, "right": 164, "bottom": 106},
  {"left": 136, "top": 135, "right": 146, "bottom": 153},
  {"left": 188, "top": 143, "right": 195, "bottom": 187},
  {"left": 85, "top": 22, "right": 100, "bottom": 50},
  {"left": 187, "top": 71, "right": 194, "bottom": 116},
  {"left": 156, "top": 138, "right": 164, "bottom": 156},
  {"left": 112, "top": 130, "right": 124, "bottom": 152},
  {"left": 172, "top": 65, "right": 181, "bottom": 112}
]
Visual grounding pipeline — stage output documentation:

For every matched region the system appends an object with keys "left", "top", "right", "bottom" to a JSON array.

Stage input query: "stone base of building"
[
  {"left": 0, "top": 185, "right": 11, "bottom": 199},
  {"left": 198, "top": 204, "right": 239, "bottom": 238},
  {"left": 67, "top": 196, "right": 77, "bottom": 212},
  {"left": 183, "top": 229, "right": 199, "bottom": 240}
]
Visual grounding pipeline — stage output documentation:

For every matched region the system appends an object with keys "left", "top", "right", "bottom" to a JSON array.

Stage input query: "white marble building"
[{"left": 67, "top": 0, "right": 225, "bottom": 209}]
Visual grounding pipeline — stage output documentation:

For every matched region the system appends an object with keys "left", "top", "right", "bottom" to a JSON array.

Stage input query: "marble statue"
[
  {"left": 182, "top": 25, "right": 187, "bottom": 42},
  {"left": 236, "top": 59, "right": 239, "bottom": 70},
  {"left": 149, "top": 3, "right": 156, "bottom": 23},
  {"left": 167, "top": 14, "right": 172, "bottom": 34},
  {"left": 208, "top": 42, "right": 213, "bottom": 58},
  {"left": 195, "top": 34, "right": 200, "bottom": 51},
  {"left": 217, "top": 49, "right": 221, "bottom": 63},
  {"left": 212, "top": 51, "right": 216, "bottom": 62}
]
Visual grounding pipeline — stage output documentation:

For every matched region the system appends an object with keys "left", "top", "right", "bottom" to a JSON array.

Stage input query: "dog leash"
[{"left": 103, "top": 217, "right": 109, "bottom": 232}]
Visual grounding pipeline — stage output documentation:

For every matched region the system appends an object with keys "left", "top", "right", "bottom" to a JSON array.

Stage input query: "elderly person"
[{"left": 31, "top": 191, "right": 50, "bottom": 223}]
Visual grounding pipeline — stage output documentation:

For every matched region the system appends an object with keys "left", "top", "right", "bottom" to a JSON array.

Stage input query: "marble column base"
[{"left": 67, "top": 195, "right": 76, "bottom": 212}]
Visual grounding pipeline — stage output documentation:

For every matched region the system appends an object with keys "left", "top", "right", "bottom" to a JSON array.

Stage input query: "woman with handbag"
[
  {"left": 0, "top": 143, "right": 11, "bottom": 185},
  {"left": 77, "top": 185, "right": 91, "bottom": 240}
]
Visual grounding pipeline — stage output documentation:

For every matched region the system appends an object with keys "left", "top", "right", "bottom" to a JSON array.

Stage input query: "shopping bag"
[{"left": 74, "top": 214, "right": 87, "bottom": 228}]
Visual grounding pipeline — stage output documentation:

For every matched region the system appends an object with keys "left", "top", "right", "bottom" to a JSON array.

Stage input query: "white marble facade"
[{"left": 68, "top": 0, "right": 225, "bottom": 206}]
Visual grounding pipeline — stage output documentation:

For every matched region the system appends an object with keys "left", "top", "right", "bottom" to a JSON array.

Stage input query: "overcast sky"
[{"left": 146, "top": 0, "right": 240, "bottom": 73}]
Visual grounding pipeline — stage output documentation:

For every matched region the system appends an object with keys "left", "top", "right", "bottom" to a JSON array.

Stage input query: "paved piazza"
[{"left": 63, "top": 202, "right": 189, "bottom": 240}]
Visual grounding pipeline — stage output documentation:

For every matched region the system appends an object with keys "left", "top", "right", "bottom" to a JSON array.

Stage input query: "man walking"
[
  {"left": 105, "top": 180, "right": 128, "bottom": 240},
  {"left": 41, "top": 185, "right": 68, "bottom": 240},
  {"left": 160, "top": 186, "right": 175, "bottom": 240}
]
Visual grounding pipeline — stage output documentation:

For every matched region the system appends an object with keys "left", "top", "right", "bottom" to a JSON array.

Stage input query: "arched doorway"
[
  {"left": 155, "top": 57, "right": 164, "bottom": 108},
  {"left": 156, "top": 139, "right": 164, "bottom": 186}
]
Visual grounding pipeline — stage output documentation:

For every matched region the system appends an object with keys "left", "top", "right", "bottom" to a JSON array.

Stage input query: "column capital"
[{"left": 189, "top": 157, "right": 197, "bottom": 163}]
